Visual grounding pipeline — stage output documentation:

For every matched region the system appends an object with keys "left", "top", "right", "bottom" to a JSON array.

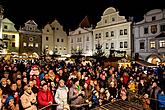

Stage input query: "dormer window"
[
  {"left": 112, "top": 17, "right": 115, "bottom": 21},
  {"left": 152, "top": 16, "right": 156, "bottom": 21},
  {"left": 4, "top": 25, "right": 7, "bottom": 29},
  {"left": 79, "top": 31, "right": 81, "bottom": 34}
]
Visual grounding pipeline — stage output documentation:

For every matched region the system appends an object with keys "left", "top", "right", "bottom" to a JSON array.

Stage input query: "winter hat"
[{"left": 5, "top": 95, "right": 14, "bottom": 105}]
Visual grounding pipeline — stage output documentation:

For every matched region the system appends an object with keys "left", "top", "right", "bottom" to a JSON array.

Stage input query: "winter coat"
[
  {"left": 37, "top": 89, "right": 54, "bottom": 109},
  {"left": 55, "top": 86, "right": 69, "bottom": 110},
  {"left": 69, "top": 85, "right": 84, "bottom": 106},
  {"left": 20, "top": 91, "right": 37, "bottom": 110}
]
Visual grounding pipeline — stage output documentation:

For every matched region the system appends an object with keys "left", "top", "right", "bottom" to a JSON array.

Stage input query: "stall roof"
[{"left": 135, "top": 59, "right": 157, "bottom": 67}]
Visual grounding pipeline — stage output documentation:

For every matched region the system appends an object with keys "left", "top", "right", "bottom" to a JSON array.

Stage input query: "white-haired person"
[{"left": 55, "top": 79, "right": 70, "bottom": 110}]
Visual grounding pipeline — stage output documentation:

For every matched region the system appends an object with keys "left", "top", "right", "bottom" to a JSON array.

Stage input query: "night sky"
[{"left": 1, "top": 0, "right": 165, "bottom": 32}]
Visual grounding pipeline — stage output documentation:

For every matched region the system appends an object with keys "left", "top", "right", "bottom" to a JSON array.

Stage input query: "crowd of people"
[{"left": 0, "top": 57, "right": 164, "bottom": 110}]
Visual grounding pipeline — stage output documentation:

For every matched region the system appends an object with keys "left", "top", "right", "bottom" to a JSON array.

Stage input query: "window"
[
  {"left": 144, "top": 27, "right": 148, "bottom": 34},
  {"left": 99, "top": 33, "right": 101, "bottom": 38},
  {"left": 79, "top": 31, "right": 81, "bottom": 34},
  {"left": 64, "top": 47, "right": 66, "bottom": 50},
  {"left": 152, "top": 16, "right": 156, "bottom": 21},
  {"left": 71, "top": 39, "right": 73, "bottom": 43},
  {"left": 111, "top": 43, "right": 114, "bottom": 49},
  {"left": 159, "top": 40, "right": 165, "bottom": 48},
  {"left": 79, "top": 38, "right": 82, "bottom": 42},
  {"left": 160, "top": 25, "right": 165, "bottom": 32},
  {"left": 105, "top": 19, "right": 107, "bottom": 23},
  {"left": 120, "top": 42, "right": 123, "bottom": 48},
  {"left": 95, "top": 34, "right": 98, "bottom": 39},
  {"left": 57, "top": 38, "right": 59, "bottom": 42},
  {"left": 29, "top": 43, "right": 33, "bottom": 47},
  {"left": 3, "top": 42, "right": 8, "bottom": 48},
  {"left": 12, "top": 35, "right": 15, "bottom": 39},
  {"left": 59, "top": 47, "right": 62, "bottom": 50},
  {"left": 112, "top": 17, "right": 115, "bottom": 21},
  {"left": 77, "top": 38, "right": 79, "bottom": 42},
  {"left": 12, "top": 42, "right": 15, "bottom": 47},
  {"left": 106, "top": 32, "right": 109, "bottom": 37},
  {"left": 86, "top": 45, "right": 89, "bottom": 51},
  {"left": 56, "top": 28, "right": 59, "bottom": 30},
  {"left": 111, "top": 31, "right": 114, "bottom": 37},
  {"left": 23, "top": 42, "right": 27, "bottom": 47},
  {"left": 61, "top": 39, "right": 64, "bottom": 42},
  {"left": 4, "top": 25, "right": 7, "bottom": 29},
  {"left": 47, "top": 29, "right": 49, "bottom": 32},
  {"left": 106, "top": 43, "right": 109, "bottom": 49},
  {"left": 35, "top": 43, "right": 38, "bottom": 47},
  {"left": 46, "top": 37, "right": 48, "bottom": 41},
  {"left": 151, "top": 25, "right": 157, "bottom": 34},
  {"left": 124, "top": 41, "right": 128, "bottom": 48},
  {"left": 124, "top": 29, "right": 127, "bottom": 35},
  {"left": 150, "top": 41, "right": 155, "bottom": 48},
  {"left": 86, "top": 36, "right": 89, "bottom": 41},
  {"left": 95, "top": 44, "right": 97, "bottom": 49},
  {"left": 120, "top": 30, "right": 123, "bottom": 35},
  {"left": 140, "top": 42, "right": 145, "bottom": 49}
]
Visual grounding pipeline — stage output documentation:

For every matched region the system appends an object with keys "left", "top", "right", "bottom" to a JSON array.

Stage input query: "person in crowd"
[
  {"left": 37, "top": 83, "right": 54, "bottom": 110},
  {"left": 142, "top": 94, "right": 151, "bottom": 110},
  {"left": 20, "top": 84, "right": 37, "bottom": 110},
  {"left": 0, "top": 88, "right": 3, "bottom": 110},
  {"left": 0, "top": 78, "right": 10, "bottom": 95},
  {"left": 55, "top": 79, "right": 70, "bottom": 110},
  {"left": 3, "top": 95, "right": 18, "bottom": 110},
  {"left": 148, "top": 81, "right": 161, "bottom": 110},
  {"left": 69, "top": 78, "right": 85, "bottom": 110}
]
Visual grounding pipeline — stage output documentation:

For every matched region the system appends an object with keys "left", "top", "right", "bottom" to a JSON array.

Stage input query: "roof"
[
  {"left": 135, "top": 59, "right": 157, "bottom": 67},
  {"left": 155, "top": 32, "right": 165, "bottom": 38},
  {"left": 79, "top": 16, "right": 91, "bottom": 28}
]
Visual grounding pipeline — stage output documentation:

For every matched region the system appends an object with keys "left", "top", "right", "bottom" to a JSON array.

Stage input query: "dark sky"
[{"left": 1, "top": 0, "right": 165, "bottom": 32}]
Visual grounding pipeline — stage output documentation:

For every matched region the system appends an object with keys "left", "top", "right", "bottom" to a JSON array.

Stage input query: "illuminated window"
[
  {"left": 28, "top": 43, "right": 33, "bottom": 47},
  {"left": 151, "top": 25, "right": 157, "bottom": 34},
  {"left": 23, "top": 42, "right": 27, "bottom": 47},
  {"left": 106, "top": 43, "right": 109, "bottom": 49},
  {"left": 35, "top": 43, "right": 38, "bottom": 47},
  {"left": 150, "top": 41, "right": 155, "bottom": 48},
  {"left": 159, "top": 40, "right": 165, "bottom": 48}
]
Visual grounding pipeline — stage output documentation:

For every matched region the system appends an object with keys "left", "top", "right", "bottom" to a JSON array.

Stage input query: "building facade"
[
  {"left": 93, "top": 7, "right": 132, "bottom": 58},
  {"left": 1, "top": 18, "right": 19, "bottom": 54},
  {"left": 19, "top": 20, "right": 42, "bottom": 57},
  {"left": 68, "top": 27, "right": 93, "bottom": 56},
  {"left": 42, "top": 19, "right": 68, "bottom": 56},
  {"left": 133, "top": 9, "right": 165, "bottom": 64}
]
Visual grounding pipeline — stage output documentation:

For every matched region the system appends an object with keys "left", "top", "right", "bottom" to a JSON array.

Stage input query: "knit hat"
[{"left": 5, "top": 95, "right": 14, "bottom": 105}]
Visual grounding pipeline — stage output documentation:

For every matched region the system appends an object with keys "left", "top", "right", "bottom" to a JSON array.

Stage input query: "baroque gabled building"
[
  {"left": 133, "top": 9, "right": 165, "bottom": 64},
  {"left": 19, "top": 20, "right": 42, "bottom": 57},
  {"left": 1, "top": 18, "right": 19, "bottom": 54},
  {"left": 42, "top": 19, "right": 68, "bottom": 56},
  {"left": 93, "top": 7, "right": 132, "bottom": 58},
  {"left": 68, "top": 16, "right": 93, "bottom": 56}
]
